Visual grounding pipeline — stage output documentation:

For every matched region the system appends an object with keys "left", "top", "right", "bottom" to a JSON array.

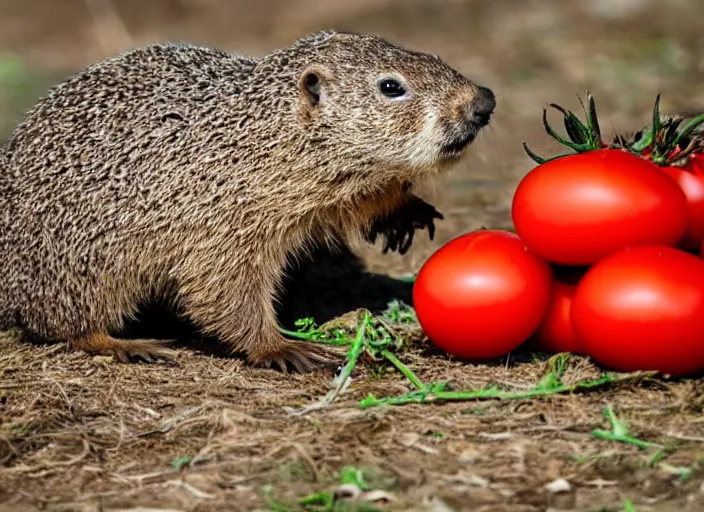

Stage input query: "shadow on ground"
[{"left": 118, "top": 242, "right": 413, "bottom": 354}]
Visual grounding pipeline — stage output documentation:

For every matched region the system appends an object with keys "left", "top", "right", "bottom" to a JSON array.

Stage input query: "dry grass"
[{"left": 2, "top": 299, "right": 704, "bottom": 511}]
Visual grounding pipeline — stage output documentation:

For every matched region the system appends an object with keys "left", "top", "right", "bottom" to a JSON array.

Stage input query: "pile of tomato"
[{"left": 413, "top": 94, "right": 704, "bottom": 377}]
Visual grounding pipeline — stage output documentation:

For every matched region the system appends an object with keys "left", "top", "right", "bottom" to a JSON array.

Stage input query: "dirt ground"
[{"left": 1, "top": 0, "right": 704, "bottom": 510}]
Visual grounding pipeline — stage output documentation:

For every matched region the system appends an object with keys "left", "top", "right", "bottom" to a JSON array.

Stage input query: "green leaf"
[
  {"left": 171, "top": 456, "right": 191, "bottom": 470},
  {"left": 623, "top": 499, "right": 640, "bottom": 512},
  {"left": 542, "top": 108, "right": 589, "bottom": 152},
  {"left": 629, "top": 126, "right": 654, "bottom": 153},
  {"left": 521, "top": 142, "right": 576, "bottom": 165},
  {"left": 586, "top": 93, "right": 602, "bottom": 142},
  {"left": 650, "top": 94, "right": 663, "bottom": 160},
  {"left": 565, "top": 111, "right": 590, "bottom": 145},
  {"left": 674, "top": 112, "right": 704, "bottom": 147},
  {"left": 339, "top": 466, "right": 372, "bottom": 491},
  {"left": 522, "top": 141, "right": 549, "bottom": 164},
  {"left": 549, "top": 103, "right": 589, "bottom": 144}
]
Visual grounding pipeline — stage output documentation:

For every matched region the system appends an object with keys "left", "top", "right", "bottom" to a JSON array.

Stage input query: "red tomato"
[
  {"left": 532, "top": 274, "right": 585, "bottom": 355},
  {"left": 571, "top": 245, "right": 704, "bottom": 377},
  {"left": 512, "top": 149, "right": 689, "bottom": 265},
  {"left": 661, "top": 153, "right": 704, "bottom": 250},
  {"left": 413, "top": 230, "right": 553, "bottom": 360}
]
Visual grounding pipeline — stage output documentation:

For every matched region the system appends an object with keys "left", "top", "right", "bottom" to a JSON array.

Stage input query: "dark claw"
[
  {"left": 399, "top": 228, "right": 414, "bottom": 254},
  {"left": 274, "top": 357, "right": 288, "bottom": 374},
  {"left": 381, "top": 234, "right": 392, "bottom": 253},
  {"left": 252, "top": 341, "right": 340, "bottom": 374},
  {"left": 367, "top": 195, "right": 443, "bottom": 255}
]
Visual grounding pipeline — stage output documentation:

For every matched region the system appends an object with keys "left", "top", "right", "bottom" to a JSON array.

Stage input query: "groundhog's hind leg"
[
  {"left": 70, "top": 332, "right": 176, "bottom": 363},
  {"left": 177, "top": 260, "right": 340, "bottom": 372}
]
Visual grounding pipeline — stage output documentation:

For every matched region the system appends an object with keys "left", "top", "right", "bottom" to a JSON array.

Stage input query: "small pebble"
[{"left": 545, "top": 478, "right": 571, "bottom": 493}]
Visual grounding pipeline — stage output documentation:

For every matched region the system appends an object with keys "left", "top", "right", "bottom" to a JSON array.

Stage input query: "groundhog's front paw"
[{"left": 367, "top": 195, "right": 444, "bottom": 255}]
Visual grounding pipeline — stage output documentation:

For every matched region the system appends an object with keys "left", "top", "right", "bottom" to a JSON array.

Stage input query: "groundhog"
[{"left": 0, "top": 30, "right": 495, "bottom": 372}]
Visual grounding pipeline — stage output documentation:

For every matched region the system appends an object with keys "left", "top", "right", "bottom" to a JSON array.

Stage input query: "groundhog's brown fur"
[{"left": 0, "top": 30, "right": 495, "bottom": 371}]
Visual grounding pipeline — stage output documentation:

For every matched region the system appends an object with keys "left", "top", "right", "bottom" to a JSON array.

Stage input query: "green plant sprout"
[
  {"left": 171, "top": 455, "right": 192, "bottom": 470},
  {"left": 622, "top": 499, "right": 639, "bottom": 512},
  {"left": 381, "top": 299, "right": 418, "bottom": 326},
  {"left": 359, "top": 370, "right": 636, "bottom": 408},
  {"left": 592, "top": 405, "right": 661, "bottom": 450},
  {"left": 281, "top": 304, "right": 656, "bottom": 412},
  {"left": 273, "top": 303, "right": 696, "bottom": 505},
  {"left": 360, "top": 342, "right": 648, "bottom": 408},
  {"left": 278, "top": 317, "right": 351, "bottom": 345},
  {"left": 658, "top": 461, "right": 697, "bottom": 481},
  {"left": 262, "top": 466, "right": 383, "bottom": 512}
]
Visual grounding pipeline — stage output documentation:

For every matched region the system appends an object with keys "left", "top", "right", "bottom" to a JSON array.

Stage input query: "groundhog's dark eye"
[{"left": 379, "top": 78, "right": 406, "bottom": 98}]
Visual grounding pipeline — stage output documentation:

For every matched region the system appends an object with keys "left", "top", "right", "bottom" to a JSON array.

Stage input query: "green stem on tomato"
[
  {"left": 674, "top": 112, "right": 704, "bottom": 148},
  {"left": 586, "top": 93, "right": 602, "bottom": 143},
  {"left": 542, "top": 107, "right": 589, "bottom": 152},
  {"left": 549, "top": 103, "right": 589, "bottom": 144},
  {"left": 652, "top": 94, "right": 662, "bottom": 145},
  {"left": 523, "top": 92, "right": 610, "bottom": 164}
]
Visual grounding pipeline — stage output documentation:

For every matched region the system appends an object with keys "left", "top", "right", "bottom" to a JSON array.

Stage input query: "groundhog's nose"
[{"left": 466, "top": 86, "right": 496, "bottom": 128}]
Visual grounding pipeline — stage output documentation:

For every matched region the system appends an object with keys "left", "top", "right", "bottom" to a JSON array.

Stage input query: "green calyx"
[
  {"left": 622, "top": 94, "right": 704, "bottom": 167},
  {"left": 522, "top": 92, "right": 609, "bottom": 165},
  {"left": 523, "top": 91, "right": 704, "bottom": 168}
]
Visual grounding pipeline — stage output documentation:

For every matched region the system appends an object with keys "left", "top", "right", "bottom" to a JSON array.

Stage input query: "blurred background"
[{"left": 1, "top": 0, "right": 703, "bottom": 274}]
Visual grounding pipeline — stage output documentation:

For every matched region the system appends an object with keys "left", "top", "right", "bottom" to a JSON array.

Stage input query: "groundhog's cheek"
[{"left": 400, "top": 117, "right": 446, "bottom": 168}]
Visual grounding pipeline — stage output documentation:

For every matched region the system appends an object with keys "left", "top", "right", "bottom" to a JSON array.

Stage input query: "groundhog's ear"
[{"left": 298, "top": 64, "right": 331, "bottom": 108}]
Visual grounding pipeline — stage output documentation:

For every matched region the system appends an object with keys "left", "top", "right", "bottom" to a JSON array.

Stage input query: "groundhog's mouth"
[{"left": 440, "top": 130, "right": 477, "bottom": 159}]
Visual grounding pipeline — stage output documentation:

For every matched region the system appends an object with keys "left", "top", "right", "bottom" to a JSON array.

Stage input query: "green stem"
[
  {"left": 629, "top": 126, "right": 654, "bottom": 153},
  {"left": 522, "top": 142, "right": 574, "bottom": 165},
  {"left": 278, "top": 327, "right": 319, "bottom": 340},
  {"left": 549, "top": 103, "right": 589, "bottom": 144},
  {"left": 380, "top": 349, "right": 426, "bottom": 390},
  {"left": 542, "top": 107, "right": 589, "bottom": 152},
  {"left": 359, "top": 374, "right": 624, "bottom": 408},
  {"left": 592, "top": 430, "right": 659, "bottom": 450},
  {"left": 586, "top": 93, "right": 602, "bottom": 142},
  {"left": 650, "top": 94, "right": 665, "bottom": 162},
  {"left": 652, "top": 94, "right": 662, "bottom": 141},
  {"left": 298, "top": 492, "right": 332, "bottom": 507},
  {"left": 340, "top": 315, "right": 369, "bottom": 376},
  {"left": 278, "top": 327, "right": 350, "bottom": 345},
  {"left": 522, "top": 141, "right": 549, "bottom": 164},
  {"left": 674, "top": 112, "right": 704, "bottom": 147}
]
